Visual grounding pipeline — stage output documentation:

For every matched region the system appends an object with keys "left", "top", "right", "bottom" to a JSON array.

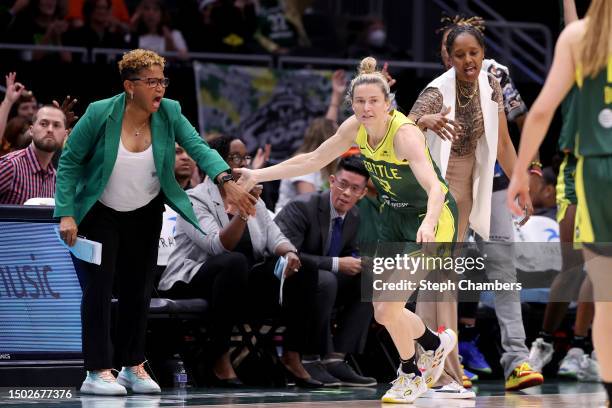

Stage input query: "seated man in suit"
[{"left": 275, "top": 156, "right": 376, "bottom": 387}]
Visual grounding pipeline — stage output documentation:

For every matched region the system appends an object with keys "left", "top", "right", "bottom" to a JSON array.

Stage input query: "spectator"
[
  {"left": 254, "top": 0, "right": 309, "bottom": 55},
  {"left": 2, "top": 116, "right": 32, "bottom": 155},
  {"left": 156, "top": 141, "right": 197, "bottom": 267},
  {"left": 10, "top": 91, "right": 38, "bottom": 122},
  {"left": 270, "top": 70, "right": 343, "bottom": 213},
  {"left": 347, "top": 19, "right": 404, "bottom": 60},
  {"left": 0, "top": 105, "right": 66, "bottom": 204},
  {"left": 174, "top": 142, "right": 196, "bottom": 189},
  {"left": 62, "top": 0, "right": 128, "bottom": 62},
  {"left": 159, "top": 134, "right": 323, "bottom": 388},
  {"left": 274, "top": 156, "right": 376, "bottom": 387},
  {"left": 183, "top": 0, "right": 219, "bottom": 52},
  {"left": 65, "top": 0, "right": 130, "bottom": 29},
  {"left": 6, "top": 0, "right": 69, "bottom": 61},
  {"left": 1, "top": 72, "right": 28, "bottom": 154},
  {"left": 128, "top": 0, "right": 188, "bottom": 59},
  {"left": 274, "top": 118, "right": 337, "bottom": 213},
  {"left": 189, "top": 0, "right": 257, "bottom": 53},
  {"left": 529, "top": 166, "right": 557, "bottom": 220}
]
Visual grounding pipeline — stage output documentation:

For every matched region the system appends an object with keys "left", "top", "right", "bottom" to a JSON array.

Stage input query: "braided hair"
[
  {"left": 437, "top": 15, "right": 486, "bottom": 34},
  {"left": 445, "top": 23, "right": 486, "bottom": 56}
]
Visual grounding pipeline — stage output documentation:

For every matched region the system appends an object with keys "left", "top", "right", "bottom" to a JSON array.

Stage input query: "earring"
[{"left": 129, "top": 92, "right": 134, "bottom": 100}]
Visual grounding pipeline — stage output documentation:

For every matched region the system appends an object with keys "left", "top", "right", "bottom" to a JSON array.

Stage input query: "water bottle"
[
  {"left": 173, "top": 360, "right": 188, "bottom": 389},
  {"left": 273, "top": 334, "right": 284, "bottom": 357}
]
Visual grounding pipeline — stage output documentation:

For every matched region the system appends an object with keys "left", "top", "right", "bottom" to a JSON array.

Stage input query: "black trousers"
[
  {"left": 312, "top": 270, "right": 373, "bottom": 356},
  {"left": 78, "top": 196, "right": 164, "bottom": 371},
  {"left": 248, "top": 257, "right": 318, "bottom": 353},
  {"left": 160, "top": 252, "right": 250, "bottom": 359},
  {"left": 161, "top": 254, "right": 319, "bottom": 357}
]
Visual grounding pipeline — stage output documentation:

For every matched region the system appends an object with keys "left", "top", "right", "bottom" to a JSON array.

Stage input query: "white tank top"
[{"left": 99, "top": 139, "right": 161, "bottom": 212}]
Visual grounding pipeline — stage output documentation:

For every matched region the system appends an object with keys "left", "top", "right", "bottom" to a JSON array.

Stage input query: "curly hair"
[
  {"left": 207, "top": 133, "right": 237, "bottom": 160},
  {"left": 118, "top": 49, "right": 166, "bottom": 81}
]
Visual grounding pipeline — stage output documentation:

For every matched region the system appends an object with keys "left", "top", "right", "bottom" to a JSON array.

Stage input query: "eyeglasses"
[
  {"left": 129, "top": 77, "right": 170, "bottom": 88},
  {"left": 227, "top": 154, "right": 252, "bottom": 166},
  {"left": 333, "top": 179, "right": 366, "bottom": 196}
]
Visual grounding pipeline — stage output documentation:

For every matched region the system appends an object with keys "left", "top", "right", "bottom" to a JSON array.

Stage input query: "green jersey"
[
  {"left": 575, "top": 57, "right": 612, "bottom": 156},
  {"left": 355, "top": 110, "right": 457, "bottom": 243},
  {"left": 355, "top": 110, "right": 448, "bottom": 211},
  {"left": 559, "top": 85, "right": 578, "bottom": 152}
]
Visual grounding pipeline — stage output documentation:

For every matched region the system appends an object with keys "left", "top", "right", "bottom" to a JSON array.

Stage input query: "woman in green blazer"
[{"left": 55, "top": 49, "right": 255, "bottom": 396}]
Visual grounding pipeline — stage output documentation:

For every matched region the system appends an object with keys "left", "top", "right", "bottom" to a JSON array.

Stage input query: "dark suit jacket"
[{"left": 274, "top": 191, "right": 360, "bottom": 271}]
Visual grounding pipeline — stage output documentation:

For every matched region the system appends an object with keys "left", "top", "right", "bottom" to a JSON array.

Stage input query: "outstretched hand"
[
  {"left": 4, "top": 72, "right": 26, "bottom": 104},
  {"left": 233, "top": 167, "right": 258, "bottom": 192},
  {"left": 223, "top": 179, "right": 257, "bottom": 217},
  {"left": 417, "top": 105, "right": 459, "bottom": 141},
  {"left": 331, "top": 69, "right": 347, "bottom": 96},
  {"left": 381, "top": 62, "right": 396, "bottom": 88},
  {"left": 251, "top": 144, "right": 271, "bottom": 170},
  {"left": 52, "top": 95, "right": 78, "bottom": 128}
]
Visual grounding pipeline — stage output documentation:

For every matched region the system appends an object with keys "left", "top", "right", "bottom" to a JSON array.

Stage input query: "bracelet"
[{"left": 238, "top": 214, "right": 248, "bottom": 222}]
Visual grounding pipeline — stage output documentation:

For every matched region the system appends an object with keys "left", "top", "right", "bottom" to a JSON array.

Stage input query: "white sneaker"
[
  {"left": 417, "top": 328, "right": 457, "bottom": 388},
  {"left": 558, "top": 347, "right": 584, "bottom": 379},
  {"left": 116, "top": 363, "right": 161, "bottom": 394},
  {"left": 422, "top": 381, "right": 476, "bottom": 399},
  {"left": 577, "top": 352, "right": 601, "bottom": 382},
  {"left": 80, "top": 370, "right": 127, "bottom": 396},
  {"left": 381, "top": 370, "right": 427, "bottom": 404},
  {"left": 528, "top": 337, "right": 553, "bottom": 372}
]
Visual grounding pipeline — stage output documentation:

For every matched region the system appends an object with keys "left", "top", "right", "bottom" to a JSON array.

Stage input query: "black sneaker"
[
  {"left": 323, "top": 360, "right": 377, "bottom": 387},
  {"left": 303, "top": 361, "right": 342, "bottom": 387}
]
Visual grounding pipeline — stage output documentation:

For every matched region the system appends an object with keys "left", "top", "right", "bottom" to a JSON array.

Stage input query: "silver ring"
[{"left": 293, "top": 268, "right": 299, "bottom": 272}]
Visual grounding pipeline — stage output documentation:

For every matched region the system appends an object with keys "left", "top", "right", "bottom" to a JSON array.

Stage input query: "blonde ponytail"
[{"left": 581, "top": 0, "right": 612, "bottom": 78}]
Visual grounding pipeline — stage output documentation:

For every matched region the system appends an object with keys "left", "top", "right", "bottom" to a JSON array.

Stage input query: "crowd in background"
[
  {"left": 0, "top": 0, "right": 407, "bottom": 59},
  {"left": 0, "top": 0, "right": 602, "bottom": 393}
]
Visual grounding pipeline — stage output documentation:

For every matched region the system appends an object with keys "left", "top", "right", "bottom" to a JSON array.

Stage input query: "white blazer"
[{"left": 423, "top": 68, "right": 499, "bottom": 240}]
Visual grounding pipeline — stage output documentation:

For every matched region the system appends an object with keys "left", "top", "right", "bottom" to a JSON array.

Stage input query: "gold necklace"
[
  {"left": 131, "top": 119, "right": 148, "bottom": 137},
  {"left": 456, "top": 93, "right": 474, "bottom": 108},
  {"left": 456, "top": 82, "right": 479, "bottom": 108},
  {"left": 457, "top": 81, "right": 478, "bottom": 99}
]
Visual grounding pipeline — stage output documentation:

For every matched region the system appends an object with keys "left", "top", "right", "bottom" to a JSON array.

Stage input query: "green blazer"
[{"left": 54, "top": 93, "right": 230, "bottom": 232}]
